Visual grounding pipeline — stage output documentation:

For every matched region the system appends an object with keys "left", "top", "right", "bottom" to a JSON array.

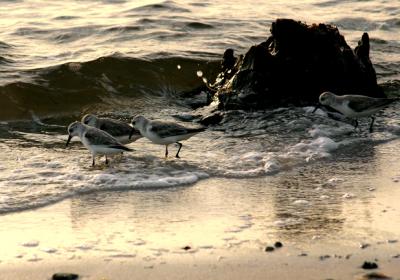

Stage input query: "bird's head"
[
  {"left": 319, "top": 91, "right": 336, "bottom": 106},
  {"left": 66, "top": 121, "right": 84, "bottom": 146},
  {"left": 81, "top": 114, "right": 98, "bottom": 127}
]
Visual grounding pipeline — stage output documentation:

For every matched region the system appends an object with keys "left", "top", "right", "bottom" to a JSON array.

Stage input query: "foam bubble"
[
  {"left": 109, "top": 253, "right": 136, "bottom": 258},
  {"left": 264, "top": 158, "right": 281, "bottom": 174},
  {"left": 309, "top": 124, "right": 353, "bottom": 138},
  {"left": 286, "top": 136, "right": 338, "bottom": 162},
  {"left": 21, "top": 241, "right": 40, "bottom": 247},
  {"left": 42, "top": 247, "right": 58, "bottom": 254},
  {"left": 293, "top": 199, "right": 310, "bottom": 205},
  {"left": 342, "top": 193, "right": 355, "bottom": 199},
  {"left": 324, "top": 177, "right": 344, "bottom": 187},
  {"left": 274, "top": 218, "right": 304, "bottom": 227},
  {"left": 76, "top": 244, "right": 93, "bottom": 250}
]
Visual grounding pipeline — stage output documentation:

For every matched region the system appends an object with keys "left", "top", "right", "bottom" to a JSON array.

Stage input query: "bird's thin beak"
[
  {"left": 312, "top": 103, "right": 321, "bottom": 113},
  {"left": 66, "top": 135, "right": 72, "bottom": 147},
  {"left": 129, "top": 128, "right": 135, "bottom": 139}
]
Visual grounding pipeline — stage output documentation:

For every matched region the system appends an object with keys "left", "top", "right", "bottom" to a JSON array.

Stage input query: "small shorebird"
[
  {"left": 81, "top": 114, "right": 141, "bottom": 144},
  {"left": 66, "top": 121, "right": 132, "bottom": 166},
  {"left": 130, "top": 115, "right": 205, "bottom": 158},
  {"left": 313, "top": 91, "right": 397, "bottom": 132}
]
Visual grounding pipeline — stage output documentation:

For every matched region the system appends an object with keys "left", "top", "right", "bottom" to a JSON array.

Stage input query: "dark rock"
[
  {"left": 274, "top": 241, "right": 283, "bottom": 248},
  {"left": 182, "top": 246, "right": 191, "bottom": 251},
  {"left": 319, "top": 255, "right": 331, "bottom": 261},
  {"left": 359, "top": 272, "right": 392, "bottom": 279},
  {"left": 222, "top": 49, "right": 237, "bottom": 72},
  {"left": 211, "top": 19, "right": 384, "bottom": 110},
  {"left": 298, "top": 252, "right": 308, "bottom": 257},
  {"left": 199, "top": 111, "right": 224, "bottom": 126},
  {"left": 362, "top": 261, "right": 378, "bottom": 269},
  {"left": 360, "top": 243, "right": 370, "bottom": 249},
  {"left": 52, "top": 273, "right": 79, "bottom": 280},
  {"left": 265, "top": 246, "right": 275, "bottom": 252},
  {"left": 180, "top": 85, "right": 211, "bottom": 109},
  {"left": 172, "top": 113, "right": 201, "bottom": 122}
]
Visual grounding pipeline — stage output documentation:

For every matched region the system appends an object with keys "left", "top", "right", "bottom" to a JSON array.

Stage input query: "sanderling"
[
  {"left": 313, "top": 91, "right": 397, "bottom": 132},
  {"left": 66, "top": 121, "right": 132, "bottom": 166},
  {"left": 130, "top": 115, "right": 205, "bottom": 158},
  {"left": 81, "top": 114, "right": 141, "bottom": 144}
]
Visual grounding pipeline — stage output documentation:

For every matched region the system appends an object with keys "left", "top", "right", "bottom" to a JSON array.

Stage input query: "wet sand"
[{"left": 1, "top": 252, "right": 400, "bottom": 280}]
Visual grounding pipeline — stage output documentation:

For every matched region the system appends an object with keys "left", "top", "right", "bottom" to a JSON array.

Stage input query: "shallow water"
[{"left": 2, "top": 104, "right": 400, "bottom": 214}]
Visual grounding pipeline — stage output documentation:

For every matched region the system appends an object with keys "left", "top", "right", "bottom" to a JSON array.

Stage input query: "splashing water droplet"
[
  {"left": 197, "top": 70, "right": 203, "bottom": 77},
  {"left": 177, "top": 65, "right": 181, "bottom": 70}
]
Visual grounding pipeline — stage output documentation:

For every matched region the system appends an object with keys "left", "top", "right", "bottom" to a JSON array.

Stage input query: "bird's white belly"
[
  {"left": 115, "top": 135, "right": 141, "bottom": 144},
  {"left": 91, "top": 145, "right": 123, "bottom": 155},
  {"left": 81, "top": 137, "right": 95, "bottom": 155},
  {"left": 163, "top": 133, "right": 196, "bottom": 143},
  {"left": 145, "top": 131, "right": 172, "bottom": 145},
  {"left": 338, "top": 105, "right": 381, "bottom": 118},
  {"left": 81, "top": 136, "right": 121, "bottom": 156},
  {"left": 145, "top": 130, "right": 195, "bottom": 145}
]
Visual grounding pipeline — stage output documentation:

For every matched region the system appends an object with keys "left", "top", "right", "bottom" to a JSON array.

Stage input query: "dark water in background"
[
  {"left": 0, "top": 0, "right": 400, "bottom": 214},
  {"left": 0, "top": 0, "right": 399, "bottom": 120}
]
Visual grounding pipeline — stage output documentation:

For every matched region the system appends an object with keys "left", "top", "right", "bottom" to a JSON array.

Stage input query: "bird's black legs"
[
  {"left": 369, "top": 116, "right": 375, "bottom": 133},
  {"left": 312, "top": 103, "right": 320, "bottom": 113},
  {"left": 105, "top": 156, "right": 109, "bottom": 165},
  {"left": 92, "top": 157, "right": 95, "bottom": 167},
  {"left": 353, "top": 119, "right": 359, "bottom": 130},
  {"left": 165, "top": 145, "right": 169, "bottom": 158},
  {"left": 175, "top": 142, "right": 183, "bottom": 158}
]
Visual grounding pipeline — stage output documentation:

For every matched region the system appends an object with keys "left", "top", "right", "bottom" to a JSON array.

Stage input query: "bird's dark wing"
[
  {"left": 347, "top": 96, "right": 396, "bottom": 112},
  {"left": 99, "top": 119, "right": 134, "bottom": 137},
  {"left": 149, "top": 121, "right": 191, "bottom": 138},
  {"left": 84, "top": 128, "right": 122, "bottom": 146},
  {"left": 149, "top": 121, "right": 206, "bottom": 138}
]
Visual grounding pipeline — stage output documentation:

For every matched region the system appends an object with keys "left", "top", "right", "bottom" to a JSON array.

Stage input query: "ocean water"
[{"left": 0, "top": 0, "right": 400, "bottom": 214}]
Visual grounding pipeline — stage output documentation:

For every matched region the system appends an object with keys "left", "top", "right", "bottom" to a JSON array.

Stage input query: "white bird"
[
  {"left": 130, "top": 115, "right": 205, "bottom": 158},
  {"left": 81, "top": 114, "right": 141, "bottom": 144},
  {"left": 66, "top": 121, "right": 132, "bottom": 166},
  {"left": 314, "top": 91, "right": 397, "bottom": 132}
]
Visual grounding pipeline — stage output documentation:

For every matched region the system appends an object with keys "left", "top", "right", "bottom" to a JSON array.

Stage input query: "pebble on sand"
[
  {"left": 182, "top": 246, "right": 191, "bottom": 251},
  {"left": 274, "top": 241, "right": 283, "bottom": 248},
  {"left": 265, "top": 246, "right": 275, "bottom": 252},
  {"left": 52, "top": 273, "right": 79, "bottom": 280},
  {"left": 21, "top": 240, "right": 40, "bottom": 247},
  {"left": 319, "top": 255, "right": 331, "bottom": 261},
  {"left": 358, "top": 272, "right": 392, "bottom": 279},
  {"left": 359, "top": 243, "right": 370, "bottom": 249},
  {"left": 362, "top": 261, "right": 378, "bottom": 269}
]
